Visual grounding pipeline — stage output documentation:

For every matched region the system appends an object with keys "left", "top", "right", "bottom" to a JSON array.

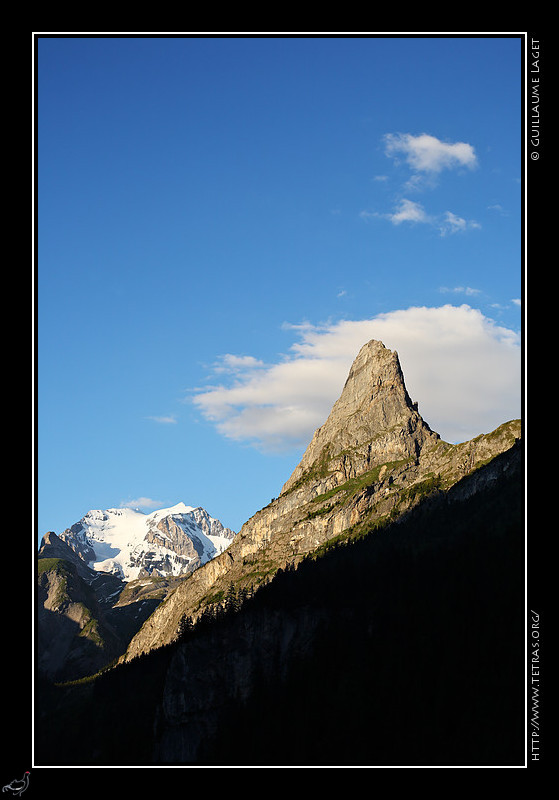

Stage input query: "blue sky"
[{"left": 36, "top": 35, "right": 524, "bottom": 539}]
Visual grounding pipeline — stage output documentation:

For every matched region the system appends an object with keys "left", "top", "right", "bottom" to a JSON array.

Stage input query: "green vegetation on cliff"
[{"left": 37, "top": 557, "right": 73, "bottom": 577}]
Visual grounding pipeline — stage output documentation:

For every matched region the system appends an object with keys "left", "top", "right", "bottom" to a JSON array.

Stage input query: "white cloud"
[
  {"left": 364, "top": 200, "right": 480, "bottom": 236},
  {"left": 386, "top": 198, "right": 431, "bottom": 225},
  {"left": 367, "top": 133, "right": 480, "bottom": 229},
  {"left": 384, "top": 132, "right": 478, "bottom": 174},
  {"left": 146, "top": 415, "right": 178, "bottom": 424},
  {"left": 211, "top": 354, "right": 266, "bottom": 374},
  {"left": 439, "top": 286, "right": 481, "bottom": 296},
  {"left": 438, "top": 211, "right": 481, "bottom": 236},
  {"left": 191, "top": 305, "right": 521, "bottom": 451},
  {"left": 120, "top": 497, "right": 161, "bottom": 510}
]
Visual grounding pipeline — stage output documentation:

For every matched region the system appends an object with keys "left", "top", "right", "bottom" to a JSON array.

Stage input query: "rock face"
[
  {"left": 37, "top": 556, "right": 123, "bottom": 681},
  {"left": 38, "top": 531, "right": 126, "bottom": 603},
  {"left": 123, "top": 340, "right": 521, "bottom": 662}
]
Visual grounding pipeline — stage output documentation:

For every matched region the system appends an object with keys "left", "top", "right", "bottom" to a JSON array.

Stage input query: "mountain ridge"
[{"left": 121, "top": 340, "right": 521, "bottom": 663}]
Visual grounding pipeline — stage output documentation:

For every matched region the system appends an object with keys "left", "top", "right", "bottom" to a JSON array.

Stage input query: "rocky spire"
[{"left": 281, "top": 340, "right": 439, "bottom": 494}]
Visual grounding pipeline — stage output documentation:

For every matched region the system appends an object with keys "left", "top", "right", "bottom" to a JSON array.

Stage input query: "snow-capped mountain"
[{"left": 57, "top": 502, "right": 236, "bottom": 581}]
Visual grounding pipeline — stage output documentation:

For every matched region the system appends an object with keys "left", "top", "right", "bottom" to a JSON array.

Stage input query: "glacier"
[{"left": 59, "top": 502, "right": 236, "bottom": 581}]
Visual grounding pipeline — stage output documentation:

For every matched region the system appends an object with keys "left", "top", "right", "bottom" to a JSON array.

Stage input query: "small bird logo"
[{"left": 2, "top": 773, "right": 30, "bottom": 797}]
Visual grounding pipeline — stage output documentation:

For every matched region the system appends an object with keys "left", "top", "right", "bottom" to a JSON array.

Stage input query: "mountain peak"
[
  {"left": 281, "top": 339, "right": 438, "bottom": 494},
  {"left": 146, "top": 502, "right": 197, "bottom": 521},
  {"left": 44, "top": 504, "right": 236, "bottom": 582},
  {"left": 165, "top": 502, "right": 196, "bottom": 514}
]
